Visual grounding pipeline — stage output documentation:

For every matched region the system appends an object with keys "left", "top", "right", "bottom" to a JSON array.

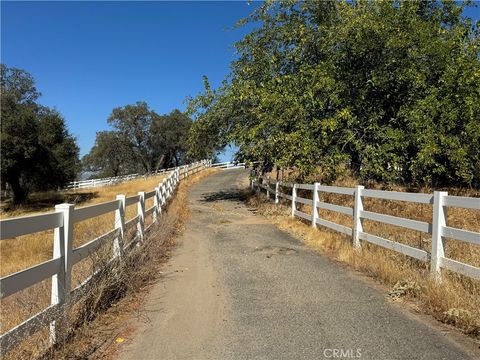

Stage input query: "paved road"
[{"left": 118, "top": 169, "right": 476, "bottom": 360}]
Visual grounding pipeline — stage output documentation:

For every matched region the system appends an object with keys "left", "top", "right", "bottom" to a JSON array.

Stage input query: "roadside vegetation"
[
  {"left": 1, "top": 168, "right": 217, "bottom": 360},
  {"left": 188, "top": 1, "right": 480, "bottom": 189},
  {"left": 248, "top": 177, "right": 480, "bottom": 338}
]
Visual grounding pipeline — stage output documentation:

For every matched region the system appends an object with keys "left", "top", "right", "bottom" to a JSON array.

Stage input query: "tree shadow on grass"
[{"left": 1, "top": 191, "right": 99, "bottom": 213}]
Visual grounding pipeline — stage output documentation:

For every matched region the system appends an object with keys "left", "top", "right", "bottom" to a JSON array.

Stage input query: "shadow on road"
[{"left": 201, "top": 189, "right": 248, "bottom": 203}]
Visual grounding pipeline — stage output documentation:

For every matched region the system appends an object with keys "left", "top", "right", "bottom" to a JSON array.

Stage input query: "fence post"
[
  {"left": 137, "top": 192, "right": 145, "bottom": 243},
  {"left": 291, "top": 184, "right": 297, "bottom": 217},
  {"left": 353, "top": 185, "right": 364, "bottom": 249},
  {"left": 157, "top": 183, "right": 163, "bottom": 214},
  {"left": 312, "top": 182, "right": 320, "bottom": 227},
  {"left": 50, "top": 203, "right": 74, "bottom": 345},
  {"left": 161, "top": 182, "right": 166, "bottom": 206},
  {"left": 166, "top": 178, "right": 171, "bottom": 199},
  {"left": 431, "top": 191, "right": 448, "bottom": 281},
  {"left": 266, "top": 176, "right": 271, "bottom": 199},
  {"left": 153, "top": 187, "right": 160, "bottom": 223},
  {"left": 275, "top": 181, "right": 280, "bottom": 204},
  {"left": 114, "top": 195, "right": 126, "bottom": 258}
]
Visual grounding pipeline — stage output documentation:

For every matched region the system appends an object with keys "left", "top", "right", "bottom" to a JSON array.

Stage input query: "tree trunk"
[
  {"left": 154, "top": 154, "right": 165, "bottom": 173},
  {"left": 174, "top": 152, "right": 179, "bottom": 167},
  {"left": 9, "top": 175, "right": 27, "bottom": 204}
]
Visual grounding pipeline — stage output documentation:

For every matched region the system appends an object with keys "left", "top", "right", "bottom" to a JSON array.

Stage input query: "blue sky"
[
  {"left": 2, "top": 1, "right": 479, "bottom": 161},
  {"left": 1, "top": 1, "right": 261, "bottom": 160}
]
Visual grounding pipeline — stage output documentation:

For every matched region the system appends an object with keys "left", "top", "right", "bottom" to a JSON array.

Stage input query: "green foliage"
[
  {"left": 151, "top": 109, "right": 192, "bottom": 167},
  {"left": 108, "top": 101, "right": 157, "bottom": 173},
  {"left": 1, "top": 65, "right": 80, "bottom": 203},
  {"left": 88, "top": 104, "right": 193, "bottom": 175},
  {"left": 186, "top": 76, "right": 231, "bottom": 160},
  {"left": 35, "top": 107, "right": 81, "bottom": 188},
  {"left": 188, "top": 0, "right": 480, "bottom": 187},
  {"left": 82, "top": 131, "right": 136, "bottom": 177}
]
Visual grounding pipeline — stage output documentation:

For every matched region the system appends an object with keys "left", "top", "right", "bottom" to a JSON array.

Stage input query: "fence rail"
[
  {"left": 211, "top": 161, "right": 246, "bottom": 169},
  {"left": 252, "top": 175, "right": 480, "bottom": 282},
  {"left": 0, "top": 159, "right": 213, "bottom": 355},
  {"left": 65, "top": 162, "right": 211, "bottom": 190}
]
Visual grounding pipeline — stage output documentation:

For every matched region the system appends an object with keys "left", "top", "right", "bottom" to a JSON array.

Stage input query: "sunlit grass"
[{"left": 0, "top": 174, "right": 168, "bottom": 277}]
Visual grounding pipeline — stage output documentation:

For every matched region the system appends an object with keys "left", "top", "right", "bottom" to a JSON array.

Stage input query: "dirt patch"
[{"left": 211, "top": 204, "right": 225, "bottom": 212}]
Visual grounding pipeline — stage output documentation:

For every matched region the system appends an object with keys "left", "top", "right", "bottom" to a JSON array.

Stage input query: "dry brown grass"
[
  {"left": 0, "top": 169, "right": 217, "bottom": 359},
  {"left": 0, "top": 175, "right": 167, "bottom": 276},
  {"left": 248, "top": 182, "right": 480, "bottom": 338}
]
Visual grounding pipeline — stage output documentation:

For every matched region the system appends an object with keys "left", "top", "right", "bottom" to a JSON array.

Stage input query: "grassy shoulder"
[
  {"left": 246, "top": 192, "right": 480, "bottom": 340},
  {"left": 2, "top": 169, "right": 218, "bottom": 360}
]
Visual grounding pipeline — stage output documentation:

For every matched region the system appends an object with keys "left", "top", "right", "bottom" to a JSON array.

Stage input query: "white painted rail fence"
[
  {"left": 66, "top": 162, "right": 213, "bottom": 190},
  {"left": 0, "top": 160, "right": 212, "bottom": 355},
  {"left": 210, "top": 161, "right": 246, "bottom": 169},
  {"left": 252, "top": 176, "right": 480, "bottom": 282},
  {"left": 67, "top": 161, "right": 244, "bottom": 190}
]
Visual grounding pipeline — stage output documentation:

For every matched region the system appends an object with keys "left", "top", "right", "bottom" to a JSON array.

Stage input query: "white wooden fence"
[
  {"left": 252, "top": 175, "right": 480, "bottom": 282},
  {"left": 66, "top": 162, "right": 211, "bottom": 190},
  {"left": 0, "top": 160, "right": 211, "bottom": 355},
  {"left": 210, "top": 161, "right": 246, "bottom": 169}
]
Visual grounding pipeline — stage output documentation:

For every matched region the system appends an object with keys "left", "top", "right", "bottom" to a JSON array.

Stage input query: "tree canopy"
[
  {"left": 84, "top": 105, "right": 193, "bottom": 176},
  {"left": 82, "top": 131, "right": 136, "bottom": 178},
  {"left": 188, "top": 0, "right": 480, "bottom": 187},
  {"left": 151, "top": 109, "right": 192, "bottom": 168},
  {"left": 107, "top": 102, "right": 158, "bottom": 173},
  {"left": 1, "top": 64, "right": 80, "bottom": 203}
]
